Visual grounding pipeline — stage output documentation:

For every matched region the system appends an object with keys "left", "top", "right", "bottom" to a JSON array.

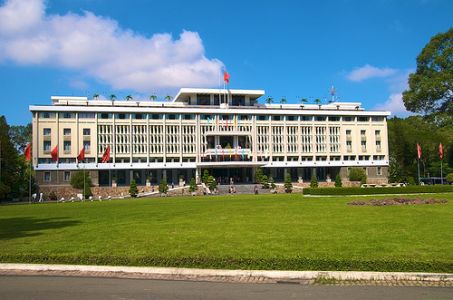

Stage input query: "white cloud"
[
  {"left": 346, "top": 64, "right": 397, "bottom": 82},
  {"left": 0, "top": 0, "right": 224, "bottom": 93},
  {"left": 374, "top": 93, "right": 411, "bottom": 116}
]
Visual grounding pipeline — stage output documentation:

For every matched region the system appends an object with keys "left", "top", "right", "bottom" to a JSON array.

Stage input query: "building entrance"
[{"left": 205, "top": 168, "right": 253, "bottom": 185}]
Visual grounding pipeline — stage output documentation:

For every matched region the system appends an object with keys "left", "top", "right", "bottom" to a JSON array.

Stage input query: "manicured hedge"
[
  {"left": 303, "top": 185, "right": 453, "bottom": 195},
  {"left": 0, "top": 254, "right": 452, "bottom": 273}
]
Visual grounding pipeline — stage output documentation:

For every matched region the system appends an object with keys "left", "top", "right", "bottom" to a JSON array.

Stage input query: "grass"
[{"left": 1, "top": 193, "right": 452, "bottom": 272}]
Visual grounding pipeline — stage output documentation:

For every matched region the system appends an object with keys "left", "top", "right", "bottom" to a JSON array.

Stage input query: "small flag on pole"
[
  {"left": 439, "top": 143, "right": 444, "bottom": 160},
  {"left": 223, "top": 70, "right": 230, "bottom": 84},
  {"left": 101, "top": 146, "right": 110, "bottom": 163},
  {"left": 416, "top": 143, "right": 422, "bottom": 160},
  {"left": 51, "top": 145, "right": 58, "bottom": 162},
  {"left": 24, "top": 143, "right": 31, "bottom": 161},
  {"left": 77, "top": 147, "right": 85, "bottom": 162}
]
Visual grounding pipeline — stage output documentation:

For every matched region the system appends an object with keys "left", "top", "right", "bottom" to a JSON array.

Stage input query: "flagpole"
[
  {"left": 417, "top": 158, "right": 421, "bottom": 185},
  {"left": 440, "top": 159, "right": 443, "bottom": 185},
  {"left": 29, "top": 159, "right": 32, "bottom": 204}
]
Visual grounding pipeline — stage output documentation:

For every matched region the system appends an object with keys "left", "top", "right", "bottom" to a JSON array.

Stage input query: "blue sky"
[{"left": 0, "top": 0, "right": 452, "bottom": 124}]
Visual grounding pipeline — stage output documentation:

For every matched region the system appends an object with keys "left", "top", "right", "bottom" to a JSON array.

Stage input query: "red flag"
[
  {"left": 223, "top": 71, "right": 230, "bottom": 84},
  {"left": 24, "top": 143, "right": 31, "bottom": 161},
  {"left": 101, "top": 146, "right": 110, "bottom": 163},
  {"left": 51, "top": 145, "right": 58, "bottom": 162},
  {"left": 439, "top": 143, "right": 444, "bottom": 160},
  {"left": 77, "top": 147, "right": 85, "bottom": 162},
  {"left": 416, "top": 143, "right": 422, "bottom": 160}
]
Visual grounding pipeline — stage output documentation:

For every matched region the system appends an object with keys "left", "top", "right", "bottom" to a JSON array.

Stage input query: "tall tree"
[
  {"left": 403, "top": 28, "right": 453, "bottom": 120},
  {"left": 9, "top": 123, "right": 32, "bottom": 153},
  {"left": 0, "top": 116, "right": 20, "bottom": 200}
]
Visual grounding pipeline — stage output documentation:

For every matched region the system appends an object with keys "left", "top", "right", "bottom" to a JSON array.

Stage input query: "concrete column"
[{"left": 195, "top": 167, "right": 201, "bottom": 184}]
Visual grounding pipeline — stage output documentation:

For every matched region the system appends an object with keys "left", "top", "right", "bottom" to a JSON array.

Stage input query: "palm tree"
[
  {"left": 300, "top": 98, "right": 308, "bottom": 104},
  {"left": 164, "top": 95, "right": 172, "bottom": 101},
  {"left": 265, "top": 97, "right": 273, "bottom": 104},
  {"left": 149, "top": 95, "right": 157, "bottom": 102},
  {"left": 110, "top": 94, "right": 117, "bottom": 101},
  {"left": 93, "top": 93, "right": 99, "bottom": 100},
  {"left": 125, "top": 95, "right": 133, "bottom": 101},
  {"left": 280, "top": 97, "right": 287, "bottom": 104},
  {"left": 314, "top": 98, "right": 321, "bottom": 105}
]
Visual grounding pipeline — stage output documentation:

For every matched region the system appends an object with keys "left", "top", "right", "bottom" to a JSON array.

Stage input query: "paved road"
[{"left": 0, "top": 276, "right": 452, "bottom": 300}]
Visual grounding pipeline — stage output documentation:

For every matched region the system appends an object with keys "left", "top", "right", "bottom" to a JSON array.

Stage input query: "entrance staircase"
[{"left": 215, "top": 184, "right": 271, "bottom": 195}]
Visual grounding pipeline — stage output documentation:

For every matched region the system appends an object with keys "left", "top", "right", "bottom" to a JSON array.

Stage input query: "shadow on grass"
[{"left": 0, "top": 217, "right": 81, "bottom": 240}]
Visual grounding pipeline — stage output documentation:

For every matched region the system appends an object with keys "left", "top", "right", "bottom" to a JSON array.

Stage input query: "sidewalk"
[{"left": 0, "top": 263, "right": 452, "bottom": 286}]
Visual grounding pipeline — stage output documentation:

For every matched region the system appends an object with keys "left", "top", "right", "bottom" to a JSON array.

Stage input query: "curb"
[{"left": 0, "top": 263, "right": 452, "bottom": 283}]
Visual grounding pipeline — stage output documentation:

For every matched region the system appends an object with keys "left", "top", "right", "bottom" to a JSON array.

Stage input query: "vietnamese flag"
[
  {"left": 51, "top": 145, "right": 59, "bottom": 162},
  {"left": 24, "top": 143, "right": 31, "bottom": 161},
  {"left": 439, "top": 143, "right": 444, "bottom": 160},
  {"left": 416, "top": 143, "right": 422, "bottom": 160},
  {"left": 77, "top": 147, "right": 85, "bottom": 162},
  {"left": 101, "top": 146, "right": 110, "bottom": 163},
  {"left": 223, "top": 71, "right": 230, "bottom": 84}
]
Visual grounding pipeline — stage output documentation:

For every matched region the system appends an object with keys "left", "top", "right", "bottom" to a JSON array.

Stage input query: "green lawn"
[{"left": 1, "top": 193, "right": 452, "bottom": 272}]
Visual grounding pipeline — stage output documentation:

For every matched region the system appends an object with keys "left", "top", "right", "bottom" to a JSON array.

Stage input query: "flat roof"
[{"left": 173, "top": 88, "right": 265, "bottom": 102}]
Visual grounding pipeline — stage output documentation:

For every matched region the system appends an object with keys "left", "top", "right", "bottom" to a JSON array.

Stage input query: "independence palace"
[{"left": 30, "top": 88, "right": 390, "bottom": 190}]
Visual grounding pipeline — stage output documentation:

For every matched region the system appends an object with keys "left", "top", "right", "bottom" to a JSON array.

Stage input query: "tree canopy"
[{"left": 403, "top": 28, "right": 453, "bottom": 119}]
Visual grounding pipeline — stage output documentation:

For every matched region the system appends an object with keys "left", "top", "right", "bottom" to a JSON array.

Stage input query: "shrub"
[
  {"left": 303, "top": 185, "right": 453, "bottom": 195},
  {"left": 129, "top": 179, "right": 138, "bottom": 197},
  {"left": 269, "top": 176, "right": 276, "bottom": 189},
  {"left": 284, "top": 174, "right": 293, "bottom": 193},
  {"left": 48, "top": 190, "right": 57, "bottom": 201},
  {"left": 348, "top": 168, "right": 366, "bottom": 182},
  {"left": 189, "top": 177, "right": 197, "bottom": 193},
  {"left": 70, "top": 170, "right": 92, "bottom": 189},
  {"left": 407, "top": 176, "right": 416, "bottom": 185},
  {"left": 261, "top": 175, "right": 269, "bottom": 189},
  {"left": 447, "top": 173, "right": 453, "bottom": 183},
  {"left": 335, "top": 174, "right": 342, "bottom": 188},
  {"left": 310, "top": 174, "right": 318, "bottom": 188},
  {"left": 159, "top": 178, "right": 169, "bottom": 194},
  {"left": 255, "top": 168, "right": 264, "bottom": 184},
  {"left": 206, "top": 176, "right": 217, "bottom": 191},
  {"left": 202, "top": 170, "right": 210, "bottom": 184}
]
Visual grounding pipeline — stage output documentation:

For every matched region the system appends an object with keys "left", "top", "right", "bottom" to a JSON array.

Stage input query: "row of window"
[
  {"left": 39, "top": 112, "right": 385, "bottom": 122},
  {"left": 43, "top": 128, "right": 90, "bottom": 136}
]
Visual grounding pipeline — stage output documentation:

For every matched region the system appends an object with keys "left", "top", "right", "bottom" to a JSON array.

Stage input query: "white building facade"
[{"left": 30, "top": 88, "right": 390, "bottom": 187}]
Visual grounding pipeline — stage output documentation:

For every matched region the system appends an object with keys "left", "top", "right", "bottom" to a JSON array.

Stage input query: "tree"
[
  {"left": 265, "top": 97, "right": 273, "bottom": 104},
  {"left": 261, "top": 175, "right": 269, "bottom": 189},
  {"left": 446, "top": 173, "right": 453, "bottom": 183},
  {"left": 403, "top": 28, "right": 453, "bottom": 119},
  {"left": 300, "top": 98, "right": 308, "bottom": 104},
  {"left": 164, "top": 95, "right": 172, "bottom": 101},
  {"left": 310, "top": 173, "right": 318, "bottom": 188},
  {"left": 269, "top": 176, "right": 276, "bottom": 189},
  {"left": 255, "top": 168, "right": 263, "bottom": 183},
  {"left": 348, "top": 168, "right": 367, "bottom": 184},
  {"left": 280, "top": 97, "right": 287, "bottom": 104},
  {"left": 202, "top": 170, "right": 210, "bottom": 184},
  {"left": 284, "top": 174, "right": 293, "bottom": 193},
  {"left": 93, "top": 93, "right": 100, "bottom": 100},
  {"left": 206, "top": 175, "right": 217, "bottom": 191},
  {"left": 129, "top": 179, "right": 138, "bottom": 197},
  {"left": 0, "top": 116, "right": 21, "bottom": 200},
  {"left": 70, "top": 170, "right": 92, "bottom": 199},
  {"left": 125, "top": 95, "right": 133, "bottom": 101},
  {"left": 149, "top": 95, "right": 157, "bottom": 101},
  {"left": 9, "top": 123, "right": 32, "bottom": 153},
  {"left": 189, "top": 177, "right": 197, "bottom": 193},
  {"left": 314, "top": 98, "right": 321, "bottom": 105},
  {"left": 335, "top": 174, "right": 342, "bottom": 188},
  {"left": 110, "top": 94, "right": 117, "bottom": 101},
  {"left": 159, "top": 177, "right": 169, "bottom": 194}
]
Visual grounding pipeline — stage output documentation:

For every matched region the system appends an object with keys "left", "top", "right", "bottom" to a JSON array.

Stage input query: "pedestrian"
[{"left": 254, "top": 185, "right": 258, "bottom": 195}]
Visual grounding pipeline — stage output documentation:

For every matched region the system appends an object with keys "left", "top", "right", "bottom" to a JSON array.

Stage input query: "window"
[
  {"left": 167, "top": 114, "right": 179, "bottom": 120},
  {"left": 232, "top": 96, "right": 245, "bottom": 106},
  {"left": 133, "top": 113, "right": 144, "bottom": 119},
  {"left": 257, "top": 115, "right": 268, "bottom": 121},
  {"left": 64, "top": 171, "right": 71, "bottom": 182},
  {"left": 377, "top": 167, "right": 382, "bottom": 176},
  {"left": 329, "top": 116, "right": 340, "bottom": 121},
  {"left": 150, "top": 114, "right": 162, "bottom": 120},
  {"left": 240, "top": 115, "right": 249, "bottom": 120},
  {"left": 361, "top": 130, "right": 366, "bottom": 136},
  {"left": 375, "top": 130, "right": 381, "bottom": 138},
  {"left": 301, "top": 116, "right": 313, "bottom": 121},
  {"left": 44, "top": 172, "right": 51, "bottom": 182},
  {"left": 197, "top": 94, "right": 211, "bottom": 105},
  {"left": 361, "top": 140, "right": 367, "bottom": 151},
  {"left": 346, "top": 129, "right": 351, "bottom": 136},
  {"left": 83, "top": 141, "right": 91, "bottom": 151},
  {"left": 346, "top": 140, "right": 352, "bottom": 151},
  {"left": 83, "top": 128, "right": 90, "bottom": 136},
  {"left": 117, "top": 113, "right": 128, "bottom": 119},
  {"left": 213, "top": 95, "right": 220, "bottom": 105},
  {"left": 79, "top": 113, "right": 95, "bottom": 119},
  {"left": 62, "top": 113, "right": 74, "bottom": 119},
  {"left": 343, "top": 116, "right": 354, "bottom": 122},
  {"left": 286, "top": 116, "right": 297, "bottom": 121},
  {"left": 64, "top": 141, "right": 71, "bottom": 152},
  {"left": 43, "top": 128, "right": 51, "bottom": 136},
  {"left": 372, "top": 116, "right": 384, "bottom": 122},
  {"left": 272, "top": 116, "right": 282, "bottom": 121},
  {"left": 40, "top": 112, "right": 53, "bottom": 119},
  {"left": 183, "top": 114, "right": 194, "bottom": 120},
  {"left": 63, "top": 128, "right": 71, "bottom": 136},
  {"left": 315, "top": 116, "right": 327, "bottom": 121},
  {"left": 358, "top": 116, "right": 369, "bottom": 122},
  {"left": 43, "top": 141, "right": 51, "bottom": 152},
  {"left": 99, "top": 113, "right": 111, "bottom": 119},
  {"left": 376, "top": 140, "right": 382, "bottom": 151}
]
